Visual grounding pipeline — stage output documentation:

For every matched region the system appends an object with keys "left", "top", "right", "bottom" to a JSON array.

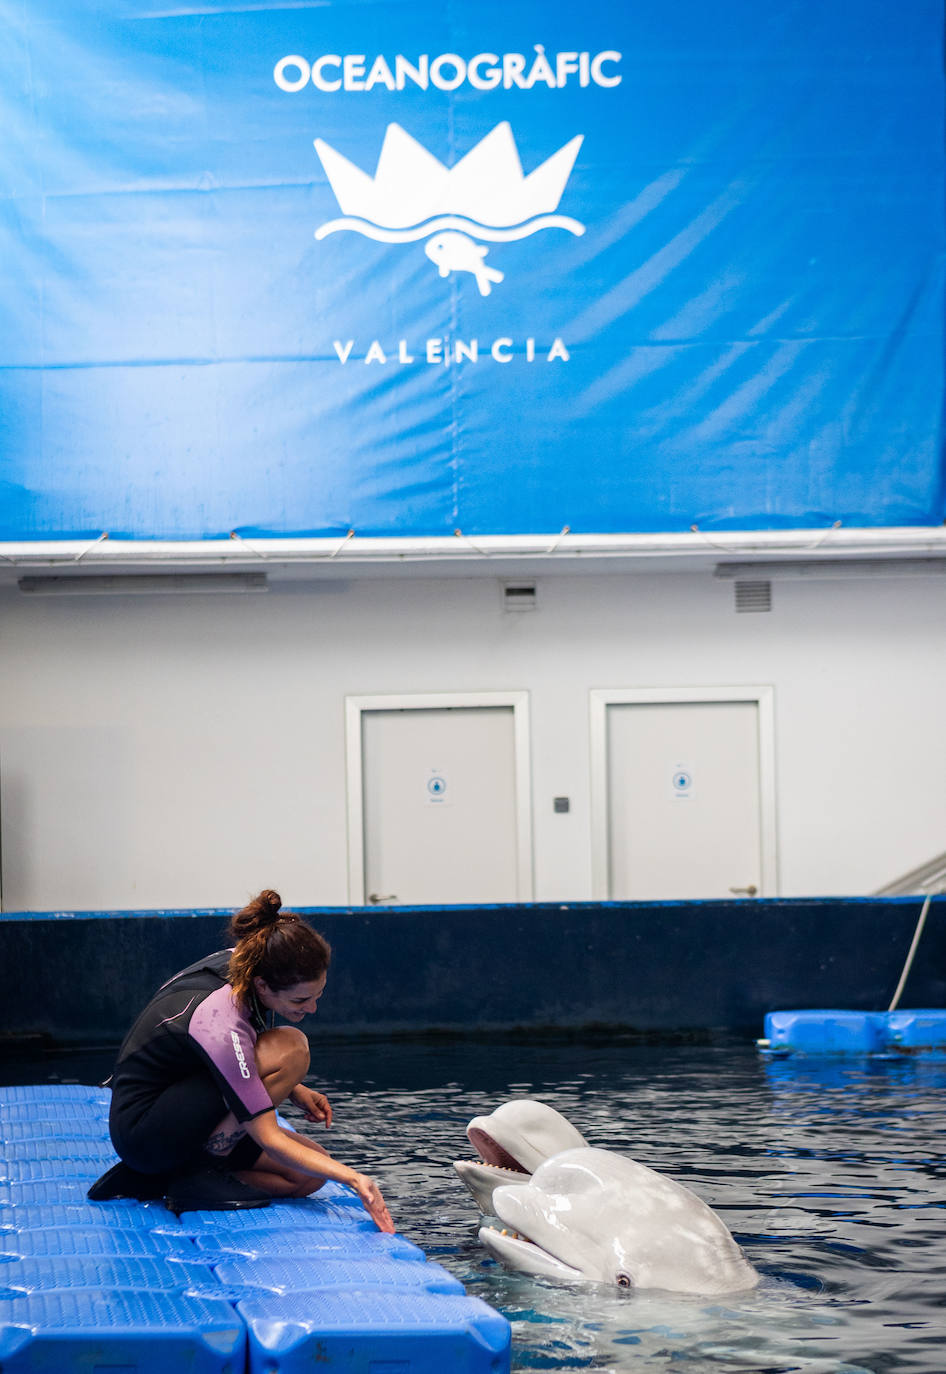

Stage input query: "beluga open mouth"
[
  {"left": 455, "top": 1102, "right": 760, "bottom": 1295},
  {"left": 453, "top": 1099, "right": 588, "bottom": 1216}
]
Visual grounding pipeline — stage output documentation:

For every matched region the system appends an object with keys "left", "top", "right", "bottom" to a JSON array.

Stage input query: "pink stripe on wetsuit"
[{"left": 187, "top": 983, "right": 273, "bottom": 1121}]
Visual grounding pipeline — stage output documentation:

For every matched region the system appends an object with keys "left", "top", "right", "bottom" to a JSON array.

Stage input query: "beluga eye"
[{"left": 616, "top": 1273, "right": 632, "bottom": 1289}]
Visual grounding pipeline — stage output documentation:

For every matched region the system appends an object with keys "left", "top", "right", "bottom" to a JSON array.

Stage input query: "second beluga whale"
[{"left": 455, "top": 1099, "right": 759, "bottom": 1296}]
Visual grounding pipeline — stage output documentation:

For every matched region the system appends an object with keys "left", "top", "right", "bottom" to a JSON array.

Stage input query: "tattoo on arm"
[{"left": 205, "top": 1127, "right": 247, "bottom": 1155}]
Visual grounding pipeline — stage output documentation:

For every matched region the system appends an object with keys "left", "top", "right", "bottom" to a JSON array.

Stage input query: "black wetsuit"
[{"left": 108, "top": 950, "right": 274, "bottom": 1175}]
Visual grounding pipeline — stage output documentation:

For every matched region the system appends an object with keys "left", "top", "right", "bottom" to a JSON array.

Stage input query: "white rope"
[
  {"left": 73, "top": 532, "right": 110, "bottom": 562},
  {"left": 544, "top": 525, "right": 571, "bottom": 553},
  {"left": 887, "top": 892, "right": 935, "bottom": 1012},
  {"left": 688, "top": 519, "right": 842, "bottom": 555},
  {"left": 229, "top": 529, "right": 355, "bottom": 560}
]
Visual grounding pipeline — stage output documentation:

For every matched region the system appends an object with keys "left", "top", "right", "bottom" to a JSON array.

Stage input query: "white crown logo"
[
  {"left": 313, "top": 122, "right": 585, "bottom": 296},
  {"left": 315, "top": 122, "right": 582, "bottom": 230}
]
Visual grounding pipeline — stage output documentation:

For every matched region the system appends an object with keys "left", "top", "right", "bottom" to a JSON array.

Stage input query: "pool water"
[{"left": 8, "top": 1038, "right": 946, "bottom": 1373}]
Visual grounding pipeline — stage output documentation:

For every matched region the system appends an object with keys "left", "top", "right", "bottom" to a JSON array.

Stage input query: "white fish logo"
[
  {"left": 314, "top": 122, "right": 584, "bottom": 294},
  {"left": 425, "top": 232, "right": 504, "bottom": 296}
]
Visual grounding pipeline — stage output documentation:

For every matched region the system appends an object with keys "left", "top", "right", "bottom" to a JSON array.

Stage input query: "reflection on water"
[{"left": 12, "top": 1039, "right": 946, "bottom": 1373}]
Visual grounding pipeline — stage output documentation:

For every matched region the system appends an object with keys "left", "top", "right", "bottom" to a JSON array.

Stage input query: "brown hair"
[{"left": 227, "top": 888, "right": 331, "bottom": 1007}]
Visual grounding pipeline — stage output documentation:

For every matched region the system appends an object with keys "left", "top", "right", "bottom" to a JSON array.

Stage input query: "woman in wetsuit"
[{"left": 88, "top": 889, "right": 393, "bottom": 1229}]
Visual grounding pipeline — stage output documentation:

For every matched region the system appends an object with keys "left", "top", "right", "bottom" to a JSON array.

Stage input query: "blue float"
[
  {"left": 0, "top": 1291, "right": 246, "bottom": 1374},
  {"left": 239, "top": 1290, "right": 512, "bottom": 1374},
  {"left": 0, "top": 1085, "right": 511, "bottom": 1374},
  {"left": 761, "top": 1009, "right": 946, "bottom": 1055}
]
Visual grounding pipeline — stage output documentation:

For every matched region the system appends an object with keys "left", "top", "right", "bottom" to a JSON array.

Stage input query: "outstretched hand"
[
  {"left": 352, "top": 1172, "right": 396, "bottom": 1233},
  {"left": 290, "top": 1086, "right": 333, "bottom": 1127}
]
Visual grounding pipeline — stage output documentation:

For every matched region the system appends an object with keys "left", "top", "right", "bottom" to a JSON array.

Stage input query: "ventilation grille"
[
  {"left": 502, "top": 582, "right": 538, "bottom": 612},
  {"left": 734, "top": 579, "right": 772, "bottom": 613}
]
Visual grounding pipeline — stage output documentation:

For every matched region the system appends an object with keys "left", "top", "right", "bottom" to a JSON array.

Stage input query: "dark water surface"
[{"left": 7, "top": 1038, "right": 946, "bottom": 1373}]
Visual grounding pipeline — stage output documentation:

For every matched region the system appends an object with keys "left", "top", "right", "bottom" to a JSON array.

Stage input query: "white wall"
[{"left": 0, "top": 569, "right": 943, "bottom": 910}]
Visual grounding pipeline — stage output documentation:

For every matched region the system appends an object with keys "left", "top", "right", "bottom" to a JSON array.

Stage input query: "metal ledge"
[{"left": 0, "top": 526, "right": 945, "bottom": 582}]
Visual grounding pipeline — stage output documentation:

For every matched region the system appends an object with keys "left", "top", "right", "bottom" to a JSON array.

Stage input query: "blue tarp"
[{"left": 0, "top": 0, "right": 943, "bottom": 539}]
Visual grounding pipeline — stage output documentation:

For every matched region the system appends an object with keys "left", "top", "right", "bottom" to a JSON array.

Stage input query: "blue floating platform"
[
  {"left": 0, "top": 1085, "right": 511, "bottom": 1374},
  {"left": 2, "top": 1139, "right": 118, "bottom": 1161},
  {"left": 238, "top": 1290, "right": 511, "bottom": 1374},
  {"left": 761, "top": 1008, "right": 946, "bottom": 1055},
  {"left": 0, "top": 1178, "right": 138, "bottom": 1207},
  {"left": 187, "top": 1226, "right": 427, "bottom": 1261},
  {"left": 0, "top": 1226, "right": 193, "bottom": 1259},
  {"left": 0, "top": 1254, "right": 212, "bottom": 1296},
  {"left": 0, "top": 1087, "right": 108, "bottom": 1107},
  {"left": 885, "top": 1009, "right": 946, "bottom": 1051},
  {"left": 0, "top": 1200, "right": 164, "bottom": 1231},
  {"left": 1, "top": 1156, "right": 118, "bottom": 1183},
  {"left": 1, "top": 1121, "right": 112, "bottom": 1141},
  {"left": 208, "top": 1255, "right": 466, "bottom": 1296},
  {"left": 0, "top": 1291, "right": 245, "bottom": 1374},
  {"left": 172, "top": 1194, "right": 379, "bottom": 1233}
]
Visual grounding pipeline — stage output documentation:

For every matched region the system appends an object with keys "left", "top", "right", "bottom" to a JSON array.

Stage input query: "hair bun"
[
  {"left": 228, "top": 888, "right": 283, "bottom": 935},
  {"left": 254, "top": 889, "right": 282, "bottom": 926},
  {"left": 227, "top": 887, "right": 310, "bottom": 949}
]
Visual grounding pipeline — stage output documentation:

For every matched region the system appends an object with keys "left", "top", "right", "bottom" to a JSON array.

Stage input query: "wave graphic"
[{"left": 314, "top": 213, "right": 585, "bottom": 243}]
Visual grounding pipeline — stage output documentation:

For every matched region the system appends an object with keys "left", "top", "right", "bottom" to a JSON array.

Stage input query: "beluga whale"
[{"left": 455, "top": 1100, "right": 759, "bottom": 1296}]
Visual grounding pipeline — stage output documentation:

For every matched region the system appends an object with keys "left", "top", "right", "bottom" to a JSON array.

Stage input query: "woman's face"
[{"left": 253, "top": 971, "right": 327, "bottom": 1022}]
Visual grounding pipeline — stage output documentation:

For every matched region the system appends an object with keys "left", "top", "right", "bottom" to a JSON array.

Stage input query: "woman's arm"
[{"left": 246, "top": 1110, "right": 393, "bottom": 1231}]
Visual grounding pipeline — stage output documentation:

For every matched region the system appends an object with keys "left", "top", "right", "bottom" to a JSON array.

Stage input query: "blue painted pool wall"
[{"left": 1, "top": 898, "right": 943, "bottom": 1044}]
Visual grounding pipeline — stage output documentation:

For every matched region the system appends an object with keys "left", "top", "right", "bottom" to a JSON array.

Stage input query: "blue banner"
[{"left": 0, "top": 0, "right": 943, "bottom": 539}]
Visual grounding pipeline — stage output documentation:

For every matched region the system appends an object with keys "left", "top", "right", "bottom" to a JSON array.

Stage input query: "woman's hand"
[
  {"left": 249, "top": 1113, "right": 393, "bottom": 1231},
  {"left": 350, "top": 1172, "right": 395, "bottom": 1233},
  {"left": 289, "top": 1085, "right": 333, "bottom": 1126}
]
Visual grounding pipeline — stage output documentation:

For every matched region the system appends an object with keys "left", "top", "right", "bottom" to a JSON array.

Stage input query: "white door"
[
  {"left": 595, "top": 693, "right": 775, "bottom": 900},
  {"left": 349, "top": 696, "right": 532, "bottom": 905}
]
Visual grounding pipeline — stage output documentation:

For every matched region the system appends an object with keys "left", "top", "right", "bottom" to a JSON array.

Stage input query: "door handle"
[
  {"left": 729, "top": 885, "right": 758, "bottom": 897},
  {"left": 368, "top": 893, "right": 398, "bottom": 905}
]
